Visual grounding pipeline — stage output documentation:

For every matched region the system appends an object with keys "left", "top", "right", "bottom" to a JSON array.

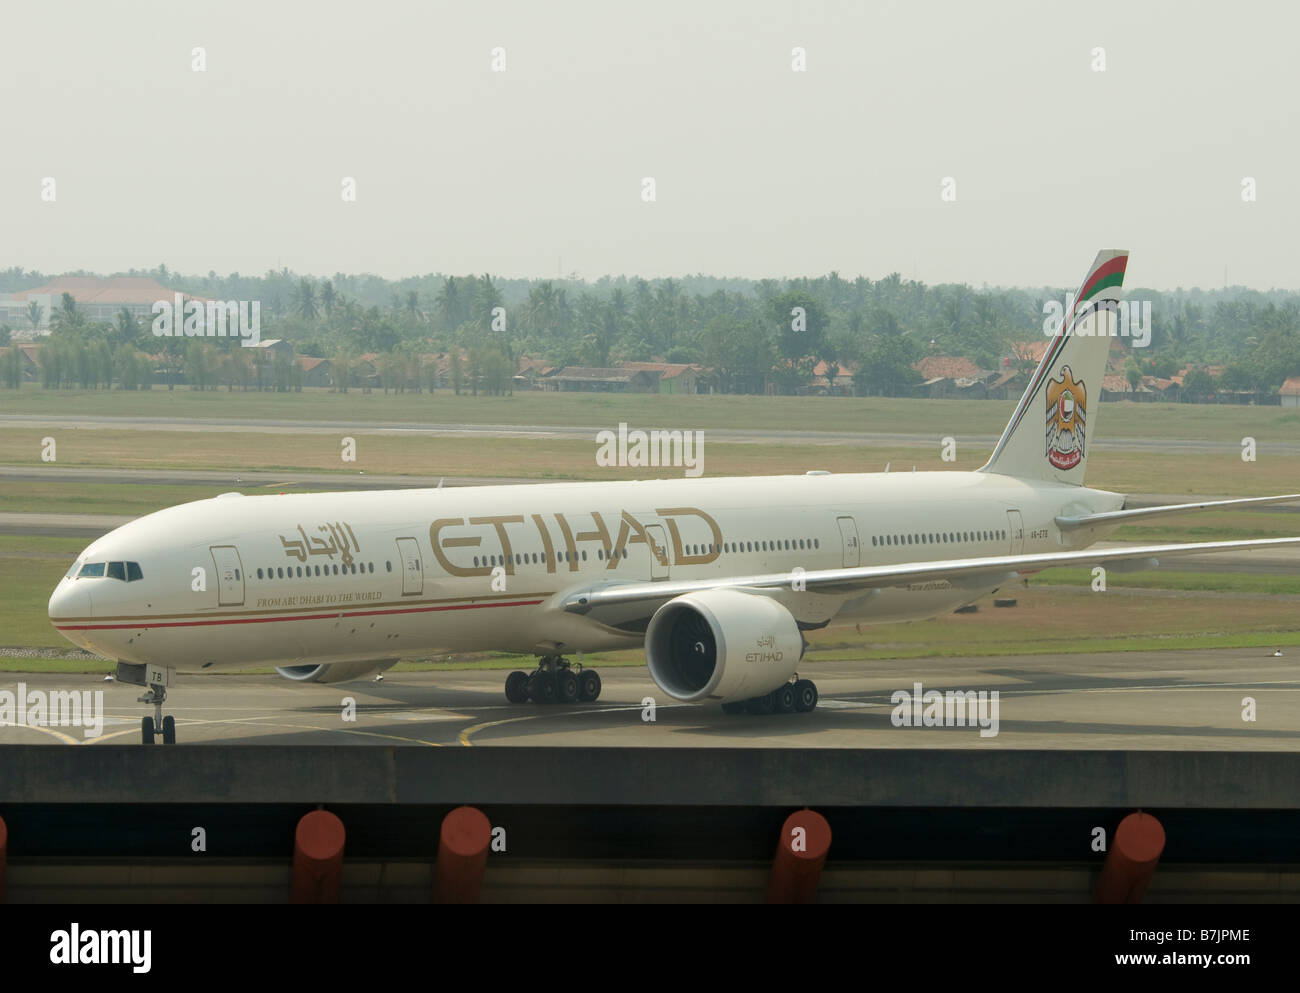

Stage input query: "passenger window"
[
  {"left": 257, "top": 568, "right": 264, "bottom": 579},
  {"left": 386, "top": 561, "right": 392, "bottom": 572}
]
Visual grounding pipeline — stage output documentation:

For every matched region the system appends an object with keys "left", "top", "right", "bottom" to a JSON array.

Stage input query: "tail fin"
[{"left": 980, "top": 249, "right": 1129, "bottom": 485}]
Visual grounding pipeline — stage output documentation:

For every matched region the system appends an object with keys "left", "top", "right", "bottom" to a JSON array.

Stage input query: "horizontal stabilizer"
[{"left": 1057, "top": 493, "right": 1300, "bottom": 530}]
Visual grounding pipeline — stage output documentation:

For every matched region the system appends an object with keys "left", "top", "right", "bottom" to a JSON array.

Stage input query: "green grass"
[
  {"left": 3, "top": 383, "right": 1299, "bottom": 442},
  {"left": 1113, "top": 512, "right": 1300, "bottom": 543},
  {"left": 0, "top": 481, "right": 246, "bottom": 516},
  {"left": 1031, "top": 568, "right": 1300, "bottom": 595},
  {"left": 0, "top": 536, "right": 84, "bottom": 647}
]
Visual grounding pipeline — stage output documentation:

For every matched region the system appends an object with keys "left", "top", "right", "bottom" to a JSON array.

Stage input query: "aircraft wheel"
[
  {"left": 555, "top": 670, "right": 579, "bottom": 704},
  {"left": 745, "top": 693, "right": 775, "bottom": 716},
  {"left": 577, "top": 669, "right": 601, "bottom": 702},
  {"left": 721, "top": 701, "right": 746, "bottom": 715},
  {"left": 793, "top": 679, "right": 818, "bottom": 713},
  {"left": 162, "top": 715, "right": 176, "bottom": 745},
  {"left": 141, "top": 716, "right": 155, "bottom": 744},
  {"left": 528, "top": 671, "right": 556, "bottom": 704},
  {"left": 772, "top": 684, "right": 797, "bottom": 714},
  {"left": 505, "top": 670, "right": 530, "bottom": 703}
]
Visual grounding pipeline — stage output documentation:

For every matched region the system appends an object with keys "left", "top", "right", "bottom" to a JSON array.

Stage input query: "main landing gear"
[
  {"left": 721, "top": 677, "right": 819, "bottom": 716},
  {"left": 504, "top": 655, "right": 602, "bottom": 705}
]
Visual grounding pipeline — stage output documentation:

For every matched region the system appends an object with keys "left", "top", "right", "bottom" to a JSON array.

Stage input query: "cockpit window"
[{"left": 77, "top": 561, "right": 143, "bottom": 581}]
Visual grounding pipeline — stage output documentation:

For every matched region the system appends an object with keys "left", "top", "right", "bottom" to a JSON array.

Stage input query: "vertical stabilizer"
[{"left": 980, "top": 250, "right": 1129, "bottom": 485}]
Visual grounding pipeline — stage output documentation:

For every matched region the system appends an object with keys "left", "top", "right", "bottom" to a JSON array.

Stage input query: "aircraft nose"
[{"left": 49, "top": 580, "right": 93, "bottom": 623}]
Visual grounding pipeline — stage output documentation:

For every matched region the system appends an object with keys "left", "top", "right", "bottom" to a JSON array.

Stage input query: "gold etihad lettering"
[
  {"left": 279, "top": 521, "right": 360, "bottom": 566},
  {"left": 658, "top": 507, "right": 722, "bottom": 565},
  {"left": 427, "top": 507, "right": 722, "bottom": 575}
]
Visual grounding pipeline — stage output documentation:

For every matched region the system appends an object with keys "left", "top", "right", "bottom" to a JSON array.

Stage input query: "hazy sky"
[{"left": 3, "top": 0, "right": 1297, "bottom": 289}]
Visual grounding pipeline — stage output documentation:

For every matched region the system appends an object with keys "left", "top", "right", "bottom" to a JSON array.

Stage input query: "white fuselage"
[{"left": 49, "top": 470, "right": 1124, "bottom": 671}]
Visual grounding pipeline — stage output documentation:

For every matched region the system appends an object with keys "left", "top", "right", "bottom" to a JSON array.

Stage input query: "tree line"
[{"left": 4, "top": 264, "right": 1300, "bottom": 396}]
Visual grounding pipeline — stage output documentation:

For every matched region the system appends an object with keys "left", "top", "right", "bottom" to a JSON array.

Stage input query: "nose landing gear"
[
  {"left": 139, "top": 686, "right": 177, "bottom": 744},
  {"left": 117, "top": 662, "right": 179, "bottom": 744}
]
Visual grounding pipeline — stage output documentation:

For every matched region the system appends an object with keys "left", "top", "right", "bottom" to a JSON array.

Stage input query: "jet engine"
[
  {"left": 275, "top": 659, "right": 398, "bottom": 683},
  {"left": 644, "top": 589, "right": 803, "bottom": 703}
]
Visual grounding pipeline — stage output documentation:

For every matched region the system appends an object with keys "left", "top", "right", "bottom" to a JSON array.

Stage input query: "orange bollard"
[
  {"left": 432, "top": 806, "right": 492, "bottom": 904},
  {"left": 1095, "top": 811, "right": 1165, "bottom": 904},
  {"left": 291, "top": 810, "right": 346, "bottom": 904},
  {"left": 766, "top": 808, "right": 832, "bottom": 903},
  {"left": 0, "top": 815, "right": 7, "bottom": 904}
]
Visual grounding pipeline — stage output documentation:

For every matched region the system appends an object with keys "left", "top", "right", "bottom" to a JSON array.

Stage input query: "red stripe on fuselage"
[{"left": 54, "top": 598, "right": 546, "bottom": 631}]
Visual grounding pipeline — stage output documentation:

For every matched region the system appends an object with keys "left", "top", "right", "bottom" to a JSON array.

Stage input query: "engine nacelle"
[
  {"left": 275, "top": 659, "right": 398, "bottom": 684},
  {"left": 645, "top": 589, "right": 803, "bottom": 703}
]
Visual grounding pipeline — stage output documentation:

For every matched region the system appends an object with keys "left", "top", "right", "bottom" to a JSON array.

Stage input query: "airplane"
[{"left": 48, "top": 249, "right": 1300, "bottom": 743}]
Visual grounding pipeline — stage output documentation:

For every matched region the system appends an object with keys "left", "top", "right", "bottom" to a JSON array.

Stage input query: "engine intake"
[{"left": 645, "top": 589, "right": 802, "bottom": 703}]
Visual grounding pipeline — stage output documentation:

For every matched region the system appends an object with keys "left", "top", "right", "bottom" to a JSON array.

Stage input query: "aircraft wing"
[
  {"left": 560, "top": 536, "right": 1300, "bottom": 615},
  {"left": 1057, "top": 493, "right": 1300, "bottom": 530}
]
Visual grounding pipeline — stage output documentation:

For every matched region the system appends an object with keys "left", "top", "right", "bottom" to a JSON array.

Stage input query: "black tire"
[
  {"left": 555, "top": 670, "right": 579, "bottom": 704},
  {"left": 793, "top": 679, "right": 818, "bottom": 713},
  {"left": 577, "top": 669, "right": 601, "bottom": 702},
  {"left": 721, "top": 701, "right": 746, "bottom": 715},
  {"left": 162, "top": 714, "right": 176, "bottom": 745},
  {"left": 772, "top": 684, "right": 796, "bottom": 714},
  {"left": 528, "top": 671, "right": 556, "bottom": 704},
  {"left": 745, "top": 693, "right": 775, "bottom": 716},
  {"left": 141, "top": 716, "right": 154, "bottom": 744},
  {"left": 504, "top": 670, "right": 530, "bottom": 703}
]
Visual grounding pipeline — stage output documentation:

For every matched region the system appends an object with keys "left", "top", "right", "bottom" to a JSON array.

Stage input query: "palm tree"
[
  {"left": 474, "top": 273, "right": 503, "bottom": 327},
  {"left": 50, "top": 293, "right": 85, "bottom": 334},
  {"left": 436, "top": 277, "right": 463, "bottom": 330},
  {"left": 523, "top": 281, "right": 557, "bottom": 334},
  {"left": 295, "top": 279, "right": 318, "bottom": 321},
  {"left": 27, "top": 300, "right": 44, "bottom": 331},
  {"left": 320, "top": 280, "right": 335, "bottom": 318},
  {"left": 116, "top": 307, "right": 140, "bottom": 350}
]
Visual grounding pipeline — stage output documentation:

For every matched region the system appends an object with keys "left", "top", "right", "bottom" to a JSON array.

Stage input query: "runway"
[
  {"left": 4, "top": 648, "right": 1296, "bottom": 749},
  {"left": 2, "top": 412, "right": 1295, "bottom": 453}
]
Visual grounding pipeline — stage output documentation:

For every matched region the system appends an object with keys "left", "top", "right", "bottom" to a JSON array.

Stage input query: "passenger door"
[
  {"left": 1006, "top": 510, "right": 1024, "bottom": 554},
  {"left": 645, "top": 524, "right": 670, "bottom": 581},
  {"left": 209, "top": 545, "right": 245, "bottom": 606},
  {"left": 396, "top": 537, "right": 423, "bottom": 596},
  {"left": 836, "top": 516, "right": 861, "bottom": 567}
]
